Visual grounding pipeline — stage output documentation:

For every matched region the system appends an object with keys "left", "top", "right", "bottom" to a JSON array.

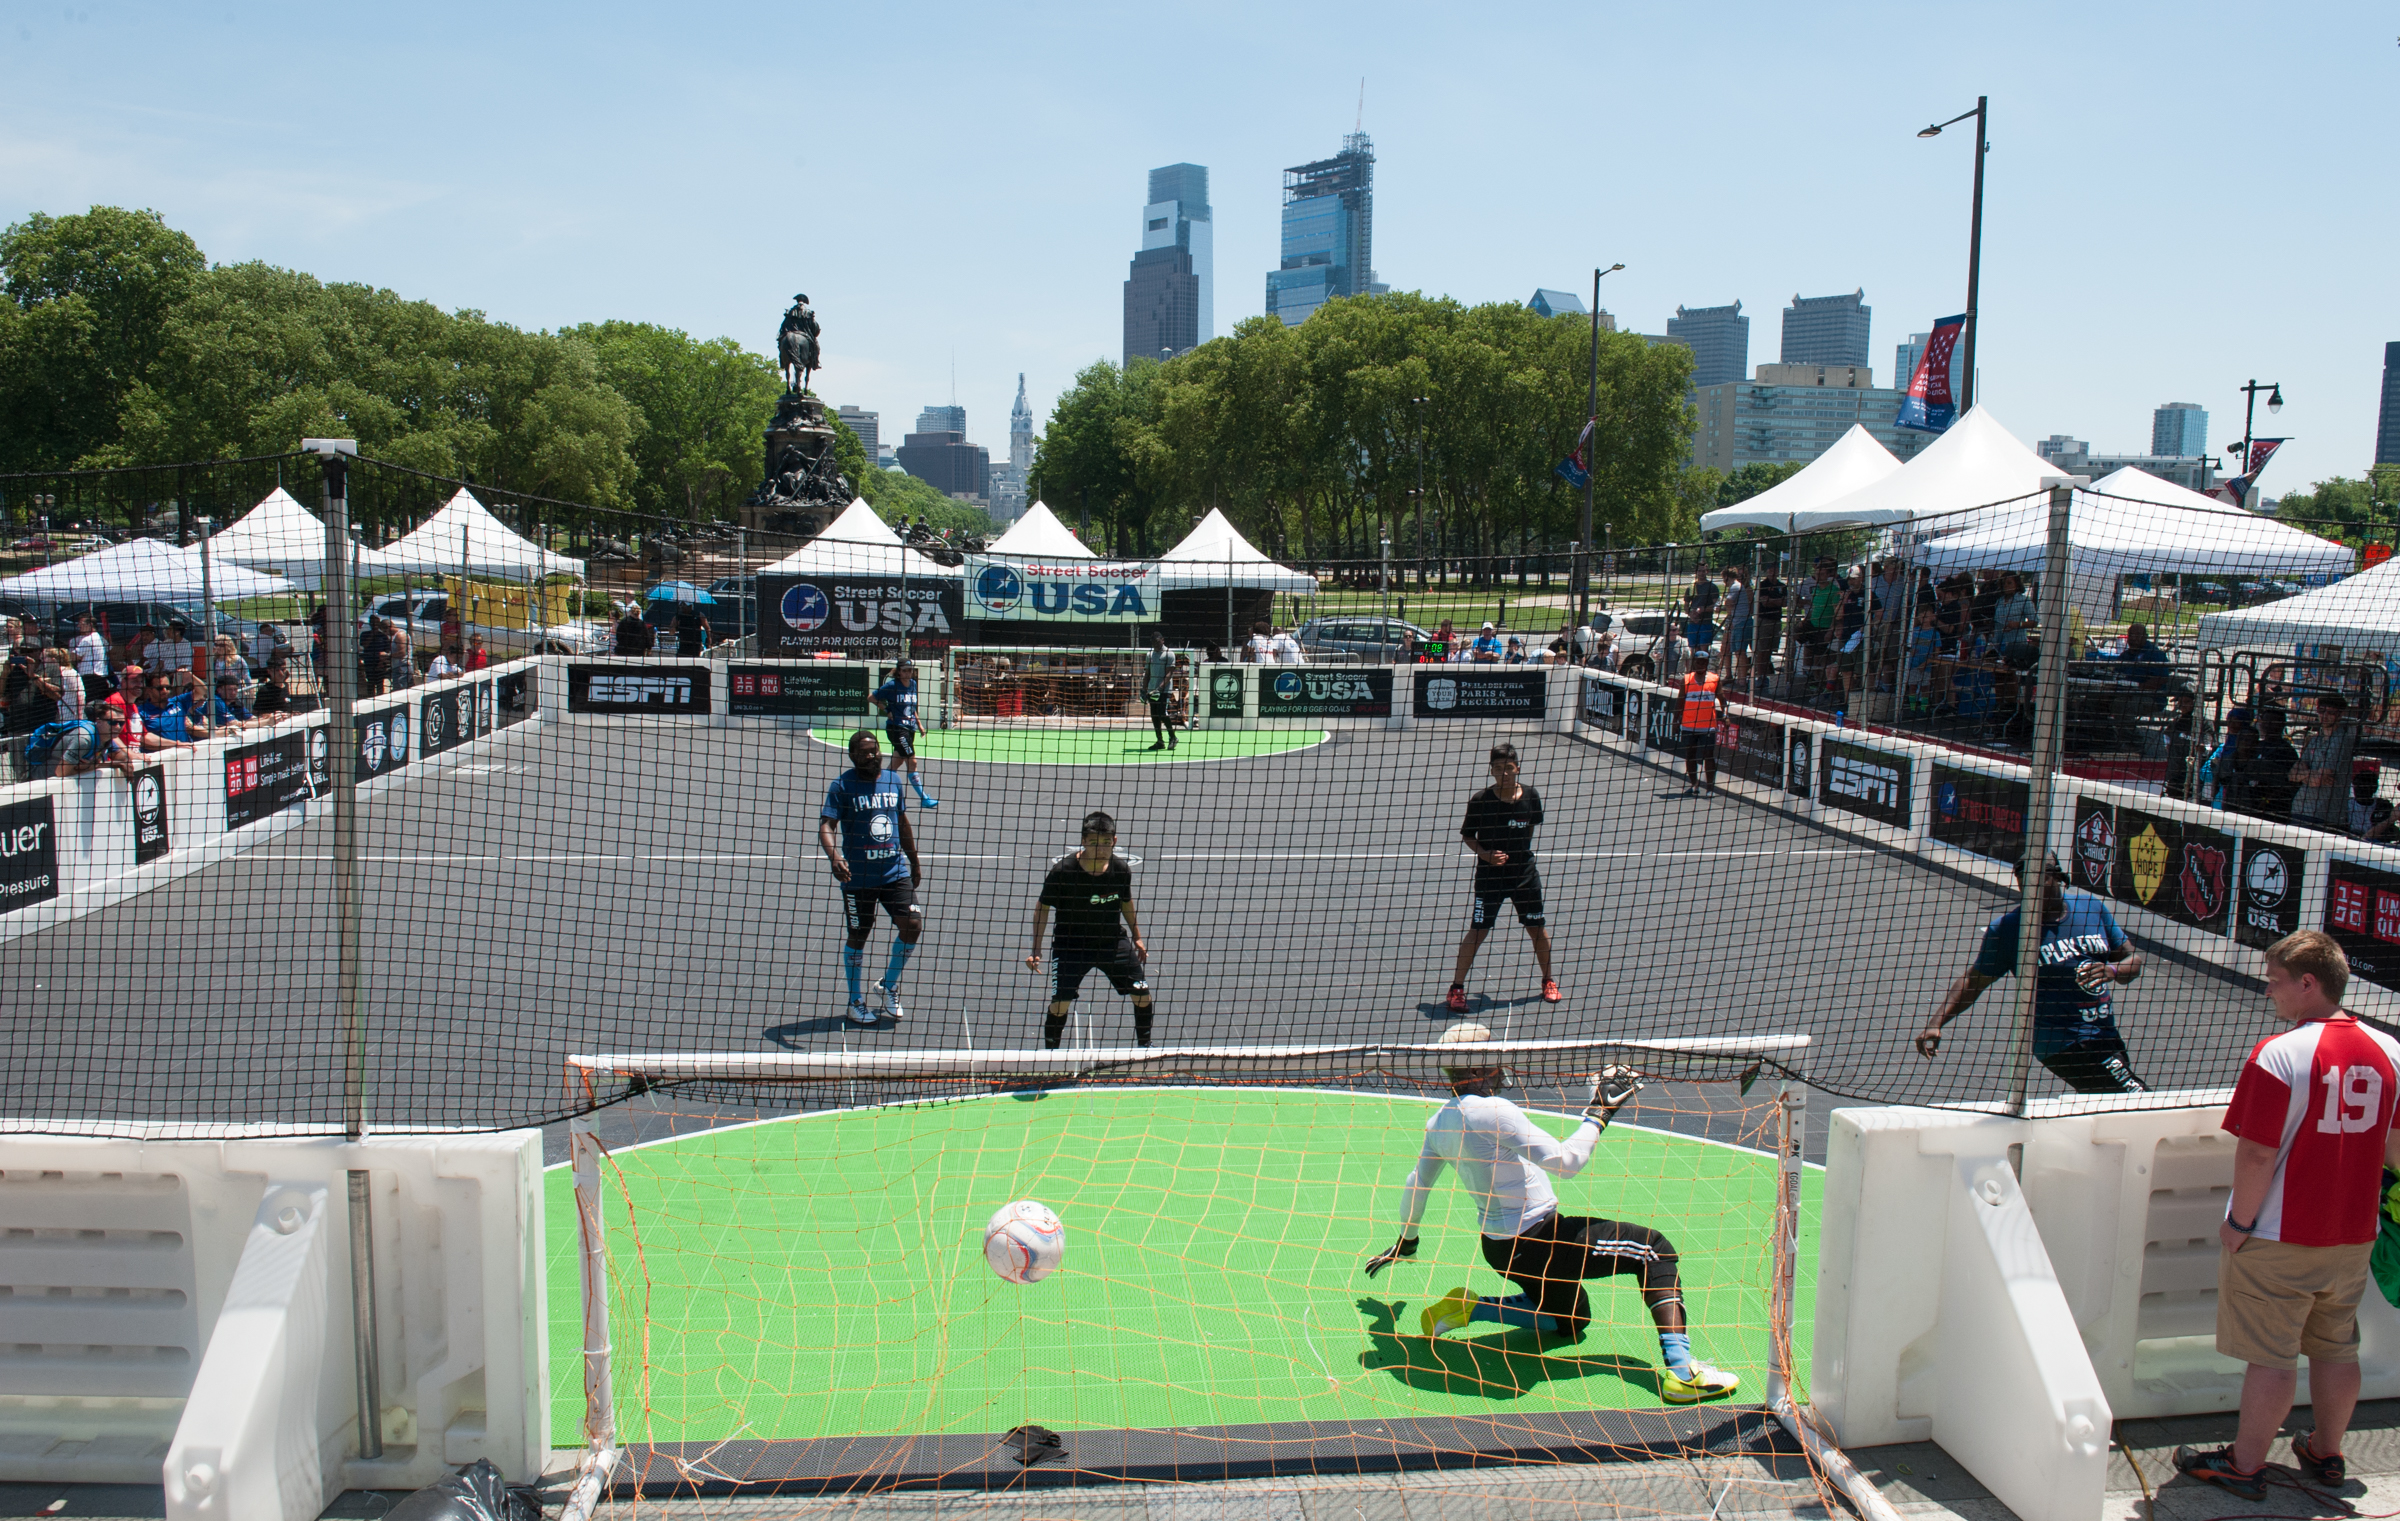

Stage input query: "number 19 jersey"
[{"left": 2221, "top": 1014, "right": 2400, "bottom": 1245}]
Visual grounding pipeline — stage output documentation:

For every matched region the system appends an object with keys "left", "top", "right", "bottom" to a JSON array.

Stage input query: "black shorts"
[
  {"left": 1052, "top": 938, "right": 1149, "bottom": 1002},
  {"left": 1479, "top": 1212, "right": 1679, "bottom": 1339},
  {"left": 1148, "top": 692, "right": 1170, "bottom": 722},
  {"left": 1472, "top": 871, "right": 1545, "bottom": 929},
  {"left": 885, "top": 723, "right": 917, "bottom": 761},
  {"left": 2041, "top": 1034, "right": 2148, "bottom": 1094},
  {"left": 1681, "top": 730, "right": 1716, "bottom": 759},
  {"left": 841, "top": 877, "right": 919, "bottom": 932}
]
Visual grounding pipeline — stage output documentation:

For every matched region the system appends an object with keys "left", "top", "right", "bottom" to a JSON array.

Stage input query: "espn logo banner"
[
  {"left": 1819, "top": 738, "right": 1910, "bottom": 828},
  {"left": 568, "top": 665, "right": 712, "bottom": 713}
]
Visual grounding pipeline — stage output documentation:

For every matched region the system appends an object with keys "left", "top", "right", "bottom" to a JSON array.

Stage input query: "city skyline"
[{"left": 0, "top": 2, "right": 2390, "bottom": 497}]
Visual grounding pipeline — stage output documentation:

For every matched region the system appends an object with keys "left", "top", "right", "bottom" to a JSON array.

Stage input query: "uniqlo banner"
[
  {"left": 1896, "top": 314, "right": 1965, "bottom": 434},
  {"left": 2326, "top": 856, "right": 2400, "bottom": 993}
]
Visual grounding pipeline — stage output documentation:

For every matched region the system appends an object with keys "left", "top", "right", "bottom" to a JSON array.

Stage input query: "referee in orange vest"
[{"left": 1677, "top": 652, "right": 1720, "bottom": 795}]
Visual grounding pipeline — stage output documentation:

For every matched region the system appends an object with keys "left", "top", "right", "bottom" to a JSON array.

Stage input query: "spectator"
[
  {"left": 2291, "top": 694, "right": 2357, "bottom": 831},
  {"left": 203, "top": 673, "right": 260, "bottom": 733},
  {"left": 1593, "top": 630, "right": 1620, "bottom": 671},
  {"left": 1503, "top": 635, "right": 1527, "bottom": 664},
  {"left": 1832, "top": 571, "right": 1868, "bottom": 701},
  {"left": 1721, "top": 567, "right": 1754, "bottom": 683},
  {"left": 1433, "top": 618, "right": 1458, "bottom": 659},
  {"left": 2163, "top": 691, "right": 2200, "bottom": 801},
  {"left": 1903, "top": 604, "right": 1943, "bottom": 703},
  {"left": 2173, "top": 932, "right": 2400, "bottom": 1501},
  {"left": 249, "top": 621, "right": 281, "bottom": 669},
  {"left": 152, "top": 620, "right": 197, "bottom": 676},
  {"left": 1993, "top": 573, "right": 2036, "bottom": 656},
  {"left": 2202, "top": 707, "right": 2255, "bottom": 811},
  {"left": 1244, "top": 620, "right": 1274, "bottom": 663},
  {"left": 1469, "top": 621, "right": 1503, "bottom": 663},
  {"left": 1933, "top": 578, "right": 1967, "bottom": 652},
  {"left": 116, "top": 622, "right": 159, "bottom": 672},
  {"left": 2349, "top": 774, "right": 2395, "bottom": 843},
  {"left": 1755, "top": 562, "right": 1787, "bottom": 679},
  {"left": 464, "top": 632, "right": 491, "bottom": 671},
  {"left": 1271, "top": 624, "right": 1306, "bottom": 664},
  {"left": 70, "top": 613, "right": 110, "bottom": 700},
  {"left": 1571, "top": 614, "right": 1601, "bottom": 667},
  {"left": 43, "top": 647, "right": 83, "bottom": 723},
  {"left": 427, "top": 645, "right": 465, "bottom": 681},
  {"left": 1201, "top": 641, "right": 1226, "bottom": 664},
  {"left": 2244, "top": 707, "right": 2301, "bottom": 821},
  {"left": 1799, "top": 559, "right": 1840, "bottom": 689},
  {"left": 671, "top": 600, "right": 710, "bottom": 656},
  {"left": 306, "top": 604, "right": 329, "bottom": 678},
  {"left": 40, "top": 708, "right": 139, "bottom": 780},
  {"left": 386, "top": 620, "right": 417, "bottom": 690},
  {"left": 358, "top": 616, "right": 392, "bottom": 696},
  {"left": 439, "top": 602, "right": 464, "bottom": 655},
  {"left": 209, "top": 634, "right": 250, "bottom": 691},
  {"left": 253, "top": 656, "right": 294, "bottom": 718},
  {"left": 1682, "top": 568, "right": 1719, "bottom": 650},
  {"left": 136, "top": 670, "right": 210, "bottom": 743},
  {"left": 614, "top": 604, "right": 653, "bottom": 655},
  {"left": 1970, "top": 571, "right": 2004, "bottom": 645},
  {"left": 2, "top": 643, "right": 43, "bottom": 781}
]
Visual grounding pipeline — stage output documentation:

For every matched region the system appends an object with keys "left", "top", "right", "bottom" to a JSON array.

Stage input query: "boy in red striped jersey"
[{"left": 2177, "top": 931, "right": 2400, "bottom": 1500}]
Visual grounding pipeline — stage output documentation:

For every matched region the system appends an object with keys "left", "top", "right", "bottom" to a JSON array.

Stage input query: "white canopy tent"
[
  {"left": 1802, "top": 407, "right": 2066, "bottom": 534},
  {"left": 758, "top": 497, "right": 950, "bottom": 578},
  {"left": 2195, "top": 558, "right": 2398, "bottom": 658},
  {"left": 0, "top": 537, "right": 293, "bottom": 603},
  {"left": 1697, "top": 426, "right": 1906, "bottom": 533},
  {"left": 1155, "top": 508, "right": 1317, "bottom": 593},
  {"left": 984, "top": 501, "right": 1095, "bottom": 558},
  {"left": 1915, "top": 465, "right": 2353, "bottom": 630},
  {"left": 204, "top": 487, "right": 412, "bottom": 590},
  {"left": 381, "top": 488, "right": 585, "bottom": 579}
]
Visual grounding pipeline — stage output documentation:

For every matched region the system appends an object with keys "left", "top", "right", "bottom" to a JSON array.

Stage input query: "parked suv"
[
  {"left": 1592, "top": 610, "right": 1681, "bottom": 682},
  {"left": 1293, "top": 616, "right": 1432, "bottom": 662}
]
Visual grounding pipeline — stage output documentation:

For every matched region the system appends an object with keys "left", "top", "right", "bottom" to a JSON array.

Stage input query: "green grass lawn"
[{"left": 546, "top": 1089, "right": 1817, "bottom": 1445}]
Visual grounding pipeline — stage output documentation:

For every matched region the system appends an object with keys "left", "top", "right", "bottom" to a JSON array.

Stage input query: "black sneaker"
[
  {"left": 2293, "top": 1430, "right": 2346, "bottom": 1488},
  {"left": 2173, "top": 1445, "right": 2266, "bottom": 1501}
]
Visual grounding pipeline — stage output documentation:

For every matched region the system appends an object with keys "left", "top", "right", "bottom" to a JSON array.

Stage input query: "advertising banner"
[
  {"left": 1206, "top": 666, "right": 1247, "bottom": 719},
  {"left": 0, "top": 795, "right": 60, "bottom": 914},
  {"left": 1581, "top": 677, "right": 1627, "bottom": 728},
  {"left": 2071, "top": 797, "right": 2117, "bottom": 893},
  {"left": 2327, "top": 855, "right": 2400, "bottom": 993},
  {"left": 1787, "top": 729, "right": 1813, "bottom": 799},
  {"left": 1414, "top": 669, "right": 1548, "bottom": 719},
  {"left": 475, "top": 680, "right": 496, "bottom": 738},
  {"left": 2236, "top": 839, "right": 2306, "bottom": 950},
  {"left": 1820, "top": 739, "right": 1911, "bottom": 829},
  {"left": 1644, "top": 690, "right": 1682, "bottom": 752},
  {"left": 1262, "top": 668, "right": 1391, "bottom": 719},
  {"left": 964, "top": 556, "right": 1161, "bottom": 623},
  {"left": 756, "top": 573, "right": 964, "bottom": 658},
  {"left": 728, "top": 664, "right": 872, "bottom": 720},
  {"left": 2109, "top": 806, "right": 2236, "bottom": 935},
  {"left": 1718, "top": 711, "right": 1785, "bottom": 789},
  {"left": 131, "top": 765, "right": 171, "bottom": 864},
  {"left": 354, "top": 704, "right": 413, "bottom": 782},
  {"left": 566, "top": 664, "right": 712, "bottom": 715},
  {"left": 422, "top": 683, "right": 479, "bottom": 756},
  {"left": 1928, "top": 763, "right": 2029, "bottom": 864},
  {"left": 224, "top": 727, "right": 328, "bottom": 830}
]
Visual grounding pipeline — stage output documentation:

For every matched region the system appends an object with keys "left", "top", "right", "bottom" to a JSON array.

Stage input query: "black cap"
[{"left": 2013, "top": 850, "right": 2068, "bottom": 880}]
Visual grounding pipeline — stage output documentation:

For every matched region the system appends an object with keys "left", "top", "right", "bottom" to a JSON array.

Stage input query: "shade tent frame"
[
  {"left": 1154, "top": 508, "right": 1318, "bottom": 593},
  {"left": 2195, "top": 549, "right": 2400, "bottom": 657},
  {"left": 0, "top": 536, "right": 294, "bottom": 602},
  {"left": 380, "top": 487, "right": 586, "bottom": 579},
  {"left": 983, "top": 501, "right": 1096, "bottom": 559},
  {"left": 758, "top": 498, "right": 951, "bottom": 578},
  {"left": 1787, "top": 407, "right": 2063, "bottom": 533},
  {"left": 203, "top": 486, "right": 411, "bottom": 591},
  {"left": 1697, "top": 425, "right": 1907, "bottom": 534}
]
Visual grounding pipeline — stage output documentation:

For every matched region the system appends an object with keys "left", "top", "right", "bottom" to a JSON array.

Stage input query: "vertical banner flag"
[
  {"left": 2213, "top": 438, "right": 2291, "bottom": 508},
  {"left": 1554, "top": 419, "right": 1594, "bottom": 489},
  {"left": 1895, "top": 314, "right": 1966, "bottom": 434}
]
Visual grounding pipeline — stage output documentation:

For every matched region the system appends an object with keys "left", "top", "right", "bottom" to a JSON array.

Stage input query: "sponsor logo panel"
[
  {"left": 1819, "top": 739, "right": 1910, "bottom": 828},
  {"left": 0, "top": 795, "right": 61, "bottom": 912},
  {"left": 1263, "top": 668, "right": 1391, "bottom": 718},
  {"left": 1413, "top": 669, "right": 1546, "bottom": 720}
]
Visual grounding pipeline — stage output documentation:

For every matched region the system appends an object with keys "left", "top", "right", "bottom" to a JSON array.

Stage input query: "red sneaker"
[
  {"left": 1543, "top": 980, "right": 1563, "bottom": 1003},
  {"left": 1445, "top": 985, "right": 1469, "bottom": 1013}
]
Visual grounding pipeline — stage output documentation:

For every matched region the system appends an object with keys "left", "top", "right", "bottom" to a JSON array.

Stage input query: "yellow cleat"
[
  {"left": 1419, "top": 1287, "right": 1479, "bottom": 1339},
  {"left": 1660, "top": 1360, "right": 1740, "bottom": 1404}
]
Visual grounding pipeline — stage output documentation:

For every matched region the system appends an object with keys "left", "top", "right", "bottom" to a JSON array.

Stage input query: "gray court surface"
[{"left": 3, "top": 714, "right": 2269, "bottom": 1149}]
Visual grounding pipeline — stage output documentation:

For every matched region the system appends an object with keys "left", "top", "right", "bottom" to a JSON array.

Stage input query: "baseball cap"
[
  {"left": 118, "top": 663, "right": 144, "bottom": 679},
  {"left": 1481, "top": 620, "right": 1495, "bottom": 630},
  {"left": 2012, "top": 851, "right": 2067, "bottom": 881}
]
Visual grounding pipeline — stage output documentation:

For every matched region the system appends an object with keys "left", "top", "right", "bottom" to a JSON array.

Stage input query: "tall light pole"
[
  {"left": 1410, "top": 394, "right": 1429, "bottom": 591},
  {"left": 2226, "top": 379, "right": 2285, "bottom": 509},
  {"left": 1578, "top": 262, "right": 1626, "bottom": 626},
  {"left": 1917, "top": 96, "right": 1988, "bottom": 411}
]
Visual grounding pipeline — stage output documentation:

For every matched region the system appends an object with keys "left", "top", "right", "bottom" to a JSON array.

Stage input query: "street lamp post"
[
  {"left": 1578, "top": 262, "right": 1626, "bottom": 627},
  {"left": 1917, "top": 96, "right": 1989, "bottom": 411},
  {"left": 2225, "top": 380, "right": 2285, "bottom": 509},
  {"left": 1410, "top": 395, "right": 1429, "bottom": 592}
]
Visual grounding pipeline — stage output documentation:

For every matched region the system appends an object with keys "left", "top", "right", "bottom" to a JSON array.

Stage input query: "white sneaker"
[
  {"left": 879, "top": 985, "right": 908, "bottom": 1022},
  {"left": 846, "top": 999, "right": 878, "bottom": 1026}
]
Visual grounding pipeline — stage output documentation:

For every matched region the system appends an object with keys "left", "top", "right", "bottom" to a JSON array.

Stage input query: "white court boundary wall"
[
  {"left": 0, "top": 657, "right": 540, "bottom": 949},
  {"left": 0, "top": 1130, "right": 545, "bottom": 1520}
]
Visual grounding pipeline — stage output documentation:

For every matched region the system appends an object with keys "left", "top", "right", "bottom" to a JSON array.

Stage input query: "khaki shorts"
[{"left": 2217, "top": 1237, "right": 2373, "bottom": 1369}]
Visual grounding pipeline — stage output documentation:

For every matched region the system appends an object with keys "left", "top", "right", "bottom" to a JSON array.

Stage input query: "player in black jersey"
[
  {"left": 1026, "top": 810, "right": 1155, "bottom": 1048},
  {"left": 1446, "top": 742, "right": 1560, "bottom": 1011}
]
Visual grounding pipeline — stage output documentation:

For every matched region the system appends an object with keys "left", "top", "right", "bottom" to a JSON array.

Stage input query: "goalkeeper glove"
[
  {"left": 1363, "top": 1235, "right": 1419, "bottom": 1277},
  {"left": 1585, "top": 1065, "right": 1647, "bottom": 1124}
]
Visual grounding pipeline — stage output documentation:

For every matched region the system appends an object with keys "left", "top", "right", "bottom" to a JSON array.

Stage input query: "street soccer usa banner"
[{"left": 965, "top": 556, "right": 1161, "bottom": 623}]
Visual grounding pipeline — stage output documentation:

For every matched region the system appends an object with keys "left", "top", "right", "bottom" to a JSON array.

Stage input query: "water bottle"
[{"left": 1834, "top": 709, "right": 1847, "bottom": 728}]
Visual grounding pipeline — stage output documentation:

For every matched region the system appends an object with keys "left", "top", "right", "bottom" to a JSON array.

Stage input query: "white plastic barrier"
[
  {"left": 0, "top": 1129, "right": 545, "bottom": 1520},
  {"left": 0, "top": 656, "right": 540, "bottom": 948}
]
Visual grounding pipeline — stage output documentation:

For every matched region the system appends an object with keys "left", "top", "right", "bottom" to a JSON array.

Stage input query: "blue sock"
[
  {"left": 1468, "top": 1293, "right": 1558, "bottom": 1334},
  {"left": 843, "top": 946, "right": 863, "bottom": 1003},
  {"left": 882, "top": 938, "right": 917, "bottom": 990},
  {"left": 911, "top": 771, "right": 933, "bottom": 799},
  {"left": 1658, "top": 1331, "right": 1693, "bottom": 1377}
]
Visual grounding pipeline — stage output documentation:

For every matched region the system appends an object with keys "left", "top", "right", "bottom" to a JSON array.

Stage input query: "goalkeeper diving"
[{"left": 1362, "top": 1025, "right": 1740, "bottom": 1404}]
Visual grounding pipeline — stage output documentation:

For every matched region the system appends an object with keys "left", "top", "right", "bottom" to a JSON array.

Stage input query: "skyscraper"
[
  {"left": 2150, "top": 402, "right": 2208, "bottom": 457},
  {"left": 1266, "top": 133, "right": 1378, "bottom": 327},
  {"left": 987, "top": 374, "right": 1034, "bottom": 522},
  {"left": 916, "top": 405, "right": 966, "bottom": 435},
  {"left": 1666, "top": 302, "right": 1748, "bottom": 388},
  {"left": 1124, "top": 163, "right": 1212, "bottom": 366},
  {"left": 897, "top": 407, "right": 989, "bottom": 503},
  {"left": 836, "top": 406, "right": 878, "bottom": 460},
  {"left": 1779, "top": 290, "right": 1871, "bottom": 368},
  {"left": 2379, "top": 342, "right": 2400, "bottom": 467}
]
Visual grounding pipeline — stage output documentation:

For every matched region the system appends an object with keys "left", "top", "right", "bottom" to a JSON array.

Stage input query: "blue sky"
[{"left": 3, "top": 1, "right": 2392, "bottom": 498}]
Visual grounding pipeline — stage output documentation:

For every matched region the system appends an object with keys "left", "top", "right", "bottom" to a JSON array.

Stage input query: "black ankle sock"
[{"left": 1043, "top": 1013, "right": 1068, "bottom": 1049}]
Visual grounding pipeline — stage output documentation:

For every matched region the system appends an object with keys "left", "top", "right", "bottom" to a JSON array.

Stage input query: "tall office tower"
[
  {"left": 1124, "top": 164, "right": 1213, "bottom": 365},
  {"left": 1894, "top": 331, "right": 1962, "bottom": 401},
  {"left": 1779, "top": 290, "right": 1871, "bottom": 368},
  {"left": 916, "top": 405, "right": 966, "bottom": 435},
  {"left": 897, "top": 407, "right": 989, "bottom": 503},
  {"left": 835, "top": 406, "right": 878, "bottom": 459},
  {"left": 2379, "top": 342, "right": 2400, "bottom": 467},
  {"left": 1666, "top": 302, "right": 1749, "bottom": 388},
  {"left": 1266, "top": 133, "right": 1377, "bottom": 327},
  {"left": 2151, "top": 402, "right": 2208, "bottom": 457}
]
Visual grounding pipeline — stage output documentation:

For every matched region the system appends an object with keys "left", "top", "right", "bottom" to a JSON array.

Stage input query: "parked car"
[
  {"left": 360, "top": 592, "right": 610, "bottom": 660},
  {"left": 42, "top": 600, "right": 273, "bottom": 657},
  {"left": 1293, "top": 616, "right": 1432, "bottom": 662},
  {"left": 1591, "top": 610, "right": 1682, "bottom": 682}
]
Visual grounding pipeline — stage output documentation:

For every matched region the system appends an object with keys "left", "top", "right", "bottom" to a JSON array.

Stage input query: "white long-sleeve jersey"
[{"left": 1397, "top": 1091, "right": 1602, "bottom": 1241}]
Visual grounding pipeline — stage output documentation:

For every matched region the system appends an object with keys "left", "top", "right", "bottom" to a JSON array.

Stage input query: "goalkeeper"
[{"left": 1362, "top": 1025, "right": 1740, "bottom": 1404}]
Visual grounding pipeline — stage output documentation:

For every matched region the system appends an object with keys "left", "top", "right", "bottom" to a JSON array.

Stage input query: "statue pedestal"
[{"left": 742, "top": 391, "right": 846, "bottom": 536}]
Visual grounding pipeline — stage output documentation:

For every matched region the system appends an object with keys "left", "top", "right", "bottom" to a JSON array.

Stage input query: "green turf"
[
  {"left": 546, "top": 1090, "right": 1816, "bottom": 1444},
  {"left": 806, "top": 727, "right": 1326, "bottom": 764}
]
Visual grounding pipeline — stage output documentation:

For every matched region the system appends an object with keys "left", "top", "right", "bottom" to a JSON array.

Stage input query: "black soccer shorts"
[
  {"left": 1481, "top": 1213, "right": 1681, "bottom": 1340},
  {"left": 842, "top": 877, "right": 919, "bottom": 932},
  {"left": 1681, "top": 730, "right": 1717, "bottom": 761},
  {"left": 2040, "top": 1034, "right": 2149, "bottom": 1094},
  {"left": 1052, "top": 938, "right": 1149, "bottom": 1002},
  {"left": 1471, "top": 871, "right": 1546, "bottom": 929},
  {"left": 885, "top": 722, "right": 917, "bottom": 761}
]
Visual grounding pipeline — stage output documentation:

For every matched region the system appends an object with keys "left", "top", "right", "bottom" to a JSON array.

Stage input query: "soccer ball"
[{"left": 983, "top": 1199, "right": 1067, "bottom": 1284}]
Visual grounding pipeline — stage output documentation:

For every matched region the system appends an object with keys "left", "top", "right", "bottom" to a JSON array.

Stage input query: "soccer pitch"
[
  {"left": 806, "top": 726, "right": 1328, "bottom": 764},
  {"left": 546, "top": 1088, "right": 1817, "bottom": 1445}
]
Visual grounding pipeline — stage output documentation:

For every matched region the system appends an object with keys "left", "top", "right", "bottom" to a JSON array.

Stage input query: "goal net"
[
  {"left": 552, "top": 1036, "right": 1834, "bottom": 1515},
  {"left": 949, "top": 646, "right": 1187, "bottom": 728}
]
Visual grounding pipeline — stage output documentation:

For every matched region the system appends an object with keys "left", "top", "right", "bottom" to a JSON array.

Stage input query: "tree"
[
  {"left": 2276, "top": 471, "right": 2400, "bottom": 538},
  {"left": 862, "top": 465, "right": 994, "bottom": 536},
  {"left": 570, "top": 322, "right": 781, "bottom": 522}
]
